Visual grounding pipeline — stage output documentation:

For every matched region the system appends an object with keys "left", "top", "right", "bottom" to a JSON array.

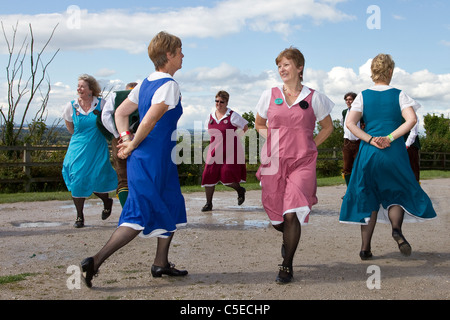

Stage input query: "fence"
[{"left": 0, "top": 145, "right": 448, "bottom": 192}]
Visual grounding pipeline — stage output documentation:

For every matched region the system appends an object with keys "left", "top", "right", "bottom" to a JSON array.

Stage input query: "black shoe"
[
  {"left": 201, "top": 203, "right": 212, "bottom": 212},
  {"left": 237, "top": 187, "right": 246, "bottom": 205},
  {"left": 276, "top": 264, "right": 293, "bottom": 284},
  {"left": 101, "top": 198, "right": 113, "bottom": 220},
  {"left": 151, "top": 262, "right": 188, "bottom": 277},
  {"left": 73, "top": 217, "right": 84, "bottom": 228},
  {"left": 392, "top": 229, "right": 412, "bottom": 256},
  {"left": 80, "top": 257, "right": 98, "bottom": 288},
  {"left": 359, "top": 250, "right": 373, "bottom": 260}
]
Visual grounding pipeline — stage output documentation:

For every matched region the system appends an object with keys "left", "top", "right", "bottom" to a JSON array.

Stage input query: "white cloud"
[
  {"left": 0, "top": 0, "right": 354, "bottom": 54},
  {"left": 95, "top": 68, "right": 116, "bottom": 77}
]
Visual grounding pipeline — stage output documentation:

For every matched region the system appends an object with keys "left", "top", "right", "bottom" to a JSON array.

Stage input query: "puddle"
[{"left": 11, "top": 221, "right": 64, "bottom": 228}]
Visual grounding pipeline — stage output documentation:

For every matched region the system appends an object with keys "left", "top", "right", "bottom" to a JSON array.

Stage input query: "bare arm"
[
  {"left": 314, "top": 115, "right": 333, "bottom": 147},
  {"left": 116, "top": 100, "right": 169, "bottom": 158},
  {"left": 255, "top": 113, "right": 268, "bottom": 139},
  {"left": 347, "top": 107, "right": 417, "bottom": 148},
  {"left": 65, "top": 120, "right": 74, "bottom": 135}
]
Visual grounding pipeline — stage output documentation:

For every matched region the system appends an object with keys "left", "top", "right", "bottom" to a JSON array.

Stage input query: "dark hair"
[{"left": 344, "top": 92, "right": 357, "bottom": 100}]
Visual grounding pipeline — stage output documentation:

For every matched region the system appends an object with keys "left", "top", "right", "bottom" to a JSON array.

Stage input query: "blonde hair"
[
  {"left": 371, "top": 53, "right": 395, "bottom": 83},
  {"left": 78, "top": 74, "right": 101, "bottom": 97},
  {"left": 275, "top": 46, "right": 305, "bottom": 81},
  {"left": 148, "top": 31, "right": 182, "bottom": 70}
]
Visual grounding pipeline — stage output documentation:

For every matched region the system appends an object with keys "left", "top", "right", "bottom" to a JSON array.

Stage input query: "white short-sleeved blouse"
[
  {"left": 351, "top": 85, "right": 421, "bottom": 114},
  {"left": 127, "top": 72, "right": 180, "bottom": 110},
  {"left": 62, "top": 97, "right": 105, "bottom": 122}
]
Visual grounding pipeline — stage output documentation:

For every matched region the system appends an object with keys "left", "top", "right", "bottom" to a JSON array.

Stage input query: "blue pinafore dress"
[
  {"left": 62, "top": 99, "right": 118, "bottom": 197},
  {"left": 339, "top": 88, "right": 436, "bottom": 224},
  {"left": 118, "top": 78, "right": 187, "bottom": 238}
]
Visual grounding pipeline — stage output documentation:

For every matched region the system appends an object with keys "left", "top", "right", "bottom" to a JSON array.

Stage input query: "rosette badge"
[{"left": 299, "top": 101, "right": 309, "bottom": 109}]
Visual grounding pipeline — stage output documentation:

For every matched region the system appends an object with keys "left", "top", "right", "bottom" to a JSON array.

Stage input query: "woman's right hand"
[
  {"left": 371, "top": 136, "right": 390, "bottom": 149},
  {"left": 117, "top": 137, "right": 135, "bottom": 159}
]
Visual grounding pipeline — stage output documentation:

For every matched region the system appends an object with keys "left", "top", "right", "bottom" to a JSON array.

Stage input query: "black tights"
[
  {"left": 273, "top": 212, "right": 301, "bottom": 268},
  {"left": 360, "top": 205, "right": 405, "bottom": 251},
  {"left": 204, "top": 183, "right": 243, "bottom": 204},
  {"left": 92, "top": 226, "right": 174, "bottom": 271},
  {"left": 72, "top": 192, "right": 111, "bottom": 220}
]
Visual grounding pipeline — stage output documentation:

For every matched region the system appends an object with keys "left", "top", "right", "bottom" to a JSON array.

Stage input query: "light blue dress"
[
  {"left": 62, "top": 99, "right": 118, "bottom": 197},
  {"left": 118, "top": 77, "right": 187, "bottom": 238},
  {"left": 339, "top": 88, "right": 436, "bottom": 224}
]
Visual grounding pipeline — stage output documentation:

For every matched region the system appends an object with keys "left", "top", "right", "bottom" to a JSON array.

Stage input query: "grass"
[
  {"left": 0, "top": 170, "right": 448, "bottom": 204},
  {"left": 0, "top": 273, "right": 39, "bottom": 285}
]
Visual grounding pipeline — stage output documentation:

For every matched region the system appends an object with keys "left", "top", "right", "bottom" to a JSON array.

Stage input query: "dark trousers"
[{"left": 342, "top": 138, "right": 360, "bottom": 178}]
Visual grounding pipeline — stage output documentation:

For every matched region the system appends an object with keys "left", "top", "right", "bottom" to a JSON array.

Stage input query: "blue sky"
[{"left": 1, "top": 0, "right": 449, "bottom": 131}]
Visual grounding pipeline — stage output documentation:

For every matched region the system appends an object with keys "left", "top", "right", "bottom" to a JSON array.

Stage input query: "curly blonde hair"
[
  {"left": 78, "top": 74, "right": 101, "bottom": 97},
  {"left": 371, "top": 53, "right": 395, "bottom": 83}
]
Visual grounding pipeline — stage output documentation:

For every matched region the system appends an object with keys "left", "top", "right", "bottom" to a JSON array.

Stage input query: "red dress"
[{"left": 201, "top": 110, "right": 247, "bottom": 186}]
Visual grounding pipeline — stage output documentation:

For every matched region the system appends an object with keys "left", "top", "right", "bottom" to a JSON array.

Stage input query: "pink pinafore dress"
[
  {"left": 256, "top": 87, "right": 318, "bottom": 225},
  {"left": 201, "top": 111, "right": 247, "bottom": 186}
]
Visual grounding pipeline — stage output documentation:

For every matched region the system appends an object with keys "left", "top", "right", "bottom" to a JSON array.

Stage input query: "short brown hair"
[
  {"left": 275, "top": 47, "right": 305, "bottom": 81},
  {"left": 148, "top": 31, "right": 182, "bottom": 70},
  {"left": 344, "top": 92, "right": 357, "bottom": 100},
  {"left": 371, "top": 53, "right": 395, "bottom": 83},
  {"left": 78, "top": 74, "right": 101, "bottom": 97},
  {"left": 216, "top": 90, "right": 229, "bottom": 103}
]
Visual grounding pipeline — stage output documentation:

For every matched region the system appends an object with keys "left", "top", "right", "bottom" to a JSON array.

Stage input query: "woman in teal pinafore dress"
[
  {"left": 62, "top": 75, "right": 118, "bottom": 228},
  {"left": 339, "top": 54, "right": 436, "bottom": 260}
]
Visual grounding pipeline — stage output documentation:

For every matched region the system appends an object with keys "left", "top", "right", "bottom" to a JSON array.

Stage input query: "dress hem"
[
  {"left": 119, "top": 222, "right": 187, "bottom": 238},
  {"left": 339, "top": 204, "right": 436, "bottom": 225}
]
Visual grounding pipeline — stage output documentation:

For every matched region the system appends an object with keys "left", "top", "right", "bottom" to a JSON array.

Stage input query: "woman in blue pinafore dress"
[
  {"left": 62, "top": 74, "right": 117, "bottom": 228},
  {"left": 340, "top": 54, "right": 436, "bottom": 260},
  {"left": 80, "top": 32, "right": 188, "bottom": 288}
]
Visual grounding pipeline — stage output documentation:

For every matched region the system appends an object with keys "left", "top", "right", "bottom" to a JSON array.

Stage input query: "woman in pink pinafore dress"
[
  {"left": 201, "top": 91, "right": 248, "bottom": 212},
  {"left": 255, "top": 47, "right": 334, "bottom": 283}
]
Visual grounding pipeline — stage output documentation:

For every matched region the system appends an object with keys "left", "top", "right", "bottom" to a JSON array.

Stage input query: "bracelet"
[
  {"left": 387, "top": 133, "right": 394, "bottom": 142},
  {"left": 120, "top": 131, "right": 131, "bottom": 138},
  {"left": 121, "top": 137, "right": 131, "bottom": 142},
  {"left": 368, "top": 136, "right": 373, "bottom": 144}
]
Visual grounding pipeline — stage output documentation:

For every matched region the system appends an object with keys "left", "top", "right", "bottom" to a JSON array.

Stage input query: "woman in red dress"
[{"left": 201, "top": 91, "right": 248, "bottom": 212}]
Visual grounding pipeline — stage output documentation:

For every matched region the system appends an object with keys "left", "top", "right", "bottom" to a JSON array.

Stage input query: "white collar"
[
  {"left": 278, "top": 85, "right": 311, "bottom": 107},
  {"left": 211, "top": 107, "right": 231, "bottom": 122},
  {"left": 73, "top": 97, "right": 100, "bottom": 113},
  {"left": 147, "top": 71, "right": 174, "bottom": 81}
]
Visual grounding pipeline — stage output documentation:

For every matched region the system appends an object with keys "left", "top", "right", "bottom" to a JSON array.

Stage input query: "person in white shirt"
[
  {"left": 342, "top": 92, "right": 364, "bottom": 186},
  {"left": 101, "top": 82, "right": 138, "bottom": 207}
]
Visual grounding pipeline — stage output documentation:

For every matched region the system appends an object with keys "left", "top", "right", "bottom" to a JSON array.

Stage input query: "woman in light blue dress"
[
  {"left": 340, "top": 54, "right": 436, "bottom": 260},
  {"left": 80, "top": 32, "right": 188, "bottom": 288},
  {"left": 62, "top": 74, "right": 117, "bottom": 228}
]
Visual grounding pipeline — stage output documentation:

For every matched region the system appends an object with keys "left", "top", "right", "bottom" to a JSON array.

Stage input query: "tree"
[
  {"left": 421, "top": 113, "right": 450, "bottom": 152},
  {"left": 0, "top": 21, "right": 59, "bottom": 147}
]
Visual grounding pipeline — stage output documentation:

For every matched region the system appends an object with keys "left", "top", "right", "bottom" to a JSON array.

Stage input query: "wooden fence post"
[{"left": 23, "top": 143, "right": 31, "bottom": 192}]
